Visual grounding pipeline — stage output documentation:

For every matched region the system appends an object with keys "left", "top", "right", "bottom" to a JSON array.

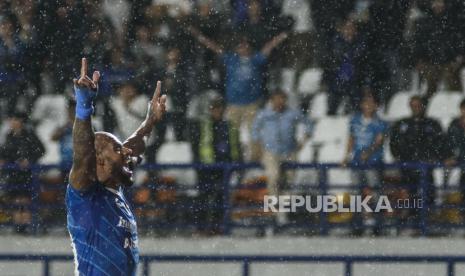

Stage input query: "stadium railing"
[
  {"left": 0, "top": 253, "right": 463, "bottom": 276},
  {"left": 0, "top": 162, "right": 462, "bottom": 235}
]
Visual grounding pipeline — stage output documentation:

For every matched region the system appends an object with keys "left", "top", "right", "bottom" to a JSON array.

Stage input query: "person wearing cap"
[
  {"left": 190, "top": 96, "right": 241, "bottom": 234},
  {"left": 0, "top": 111, "right": 45, "bottom": 233}
]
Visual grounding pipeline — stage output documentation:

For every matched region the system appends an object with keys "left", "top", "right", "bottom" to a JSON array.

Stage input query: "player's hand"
[
  {"left": 73, "top": 58, "right": 100, "bottom": 91},
  {"left": 147, "top": 81, "right": 167, "bottom": 123}
]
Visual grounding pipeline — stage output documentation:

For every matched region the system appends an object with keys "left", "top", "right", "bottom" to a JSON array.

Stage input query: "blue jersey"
[
  {"left": 66, "top": 183, "right": 139, "bottom": 276},
  {"left": 222, "top": 52, "right": 266, "bottom": 105},
  {"left": 349, "top": 113, "right": 388, "bottom": 164}
]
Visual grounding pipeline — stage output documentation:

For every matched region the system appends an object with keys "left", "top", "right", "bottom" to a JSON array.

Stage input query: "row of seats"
[
  {"left": 304, "top": 90, "right": 463, "bottom": 124},
  {"left": 292, "top": 67, "right": 465, "bottom": 97},
  {"left": 26, "top": 94, "right": 464, "bottom": 165},
  {"left": 21, "top": 68, "right": 465, "bottom": 189}
]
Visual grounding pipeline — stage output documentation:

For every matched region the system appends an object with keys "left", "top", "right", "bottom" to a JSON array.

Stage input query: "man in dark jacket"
[
  {"left": 390, "top": 96, "right": 449, "bottom": 209},
  {"left": 363, "top": 0, "right": 412, "bottom": 106},
  {"left": 414, "top": 0, "right": 463, "bottom": 102},
  {"left": 148, "top": 47, "right": 190, "bottom": 164},
  {"left": 0, "top": 112, "right": 45, "bottom": 232},
  {"left": 446, "top": 99, "right": 465, "bottom": 195},
  {"left": 327, "top": 17, "right": 366, "bottom": 115},
  {"left": 190, "top": 96, "right": 241, "bottom": 235},
  {"left": 311, "top": 0, "right": 355, "bottom": 88}
]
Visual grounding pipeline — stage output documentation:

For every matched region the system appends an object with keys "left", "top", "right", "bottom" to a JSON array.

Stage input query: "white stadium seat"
[
  {"left": 383, "top": 140, "right": 395, "bottom": 164},
  {"left": 312, "top": 116, "right": 348, "bottom": 164},
  {"left": 280, "top": 68, "right": 300, "bottom": 109},
  {"left": 32, "top": 94, "right": 67, "bottom": 124},
  {"left": 32, "top": 95, "right": 68, "bottom": 164},
  {"left": 36, "top": 122, "right": 60, "bottom": 164},
  {"left": 156, "top": 142, "right": 197, "bottom": 185},
  {"left": 297, "top": 68, "right": 322, "bottom": 95},
  {"left": 327, "top": 169, "right": 352, "bottom": 186},
  {"left": 297, "top": 140, "right": 314, "bottom": 163},
  {"left": 280, "top": 68, "right": 296, "bottom": 93},
  {"left": 386, "top": 91, "right": 415, "bottom": 121},
  {"left": 318, "top": 142, "right": 346, "bottom": 163},
  {"left": 156, "top": 142, "right": 193, "bottom": 164},
  {"left": 294, "top": 140, "right": 318, "bottom": 186},
  {"left": 426, "top": 92, "right": 462, "bottom": 119},
  {"left": 309, "top": 92, "right": 328, "bottom": 119},
  {"left": 437, "top": 117, "right": 453, "bottom": 131},
  {"left": 312, "top": 116, "right": 349, "bottom": 145}
]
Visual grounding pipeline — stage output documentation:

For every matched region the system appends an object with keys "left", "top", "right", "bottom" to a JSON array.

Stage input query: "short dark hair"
[
  {"left": 209, "top": 96, "right": 225, "bottom": 109},
  {"left": 410, "top": 95, "right": 425, "bottom": 106},
  {"left": 361, "top": 95, "right": 378, "bottom": 105},
  {"left": 270, "top": 89, "right": 287, "bottom": 98},
  {"left": 9, "top": 111, "right": 28, "bottom": 121}
]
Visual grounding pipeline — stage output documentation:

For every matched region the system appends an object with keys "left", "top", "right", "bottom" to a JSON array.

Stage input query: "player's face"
[
  {"left": 108, "top": 142, "right": 135, "bottom": 187},
  {"left": 96, "top": 133, "right": 136, "bottom": 187}
]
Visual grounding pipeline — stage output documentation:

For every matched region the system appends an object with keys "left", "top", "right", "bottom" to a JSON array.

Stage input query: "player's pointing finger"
[
  {"left": 92, "top": 71, "right": 101, "bottom": 85},
  {"left": 81, "top": 58, "right": 88, "bottom": 78},
  {"left": 153, "top": 81, "right": 162, "bottom": 102}
]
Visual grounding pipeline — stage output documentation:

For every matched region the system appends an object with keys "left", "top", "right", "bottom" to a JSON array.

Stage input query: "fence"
[
  {"left": 0, "top": 253, "right": 464, "bottom": 276},
  {"left": 0, "top": 162, "right": 463, "bottom": 235}
]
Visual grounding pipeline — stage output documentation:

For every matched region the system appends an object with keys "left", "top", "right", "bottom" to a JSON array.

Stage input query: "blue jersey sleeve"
[{"left": 66, "top": 184, "right": 99, "bottom": 229}]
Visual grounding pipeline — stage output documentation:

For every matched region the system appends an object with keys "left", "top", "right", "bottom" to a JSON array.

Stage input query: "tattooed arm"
[
  {"left": 123, "top": 81, "right": 167, "bottom": 156},
  {"left": 69, "top": 58, "right": 100, "bottom": 191}
]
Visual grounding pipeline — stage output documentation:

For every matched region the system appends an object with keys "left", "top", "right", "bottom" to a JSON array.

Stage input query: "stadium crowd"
[{"left": 1, "top": 0, "right": 465, "bottom": 235}]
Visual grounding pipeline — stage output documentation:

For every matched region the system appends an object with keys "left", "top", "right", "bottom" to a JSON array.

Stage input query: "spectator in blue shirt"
[
  {"left": 343, "top": 96, "right": 388, "bottom": 188},
  {"left": 190, "top": 27, "right": 288, "bottom": 160},
  {"left": 343, "top": 95, "right": 387, "bottom": 235},
  {"left": 252, "top": 90, "right": 313, "bottom": 197}
]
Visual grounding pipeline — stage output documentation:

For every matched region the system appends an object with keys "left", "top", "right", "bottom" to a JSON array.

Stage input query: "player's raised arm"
[
  {"left": 69, "top": 58, "right": 100, "bottom": 191},
  {"left": 123, "top": 81, "right": 167, "bottom": 156}
]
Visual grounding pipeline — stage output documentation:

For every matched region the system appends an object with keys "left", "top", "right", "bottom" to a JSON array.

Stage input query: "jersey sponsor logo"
[
  {"left": 115, "top": 197, "right": 133, "bottom": 218},
  {"left": 117, "top": 216, "right": 136, "bottom": 232},
  {"left": 124, "top": 237, "right": 138, "bottom": 249}
]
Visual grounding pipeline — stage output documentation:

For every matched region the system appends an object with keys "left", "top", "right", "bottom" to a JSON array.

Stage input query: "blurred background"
[{"left": 1, "top": 0, "right": 465, "bottom": 275}]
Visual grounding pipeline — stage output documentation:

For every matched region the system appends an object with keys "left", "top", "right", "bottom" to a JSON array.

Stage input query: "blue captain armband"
[{"left": 74, "top": 86, "right": 97, "bottom": 120}]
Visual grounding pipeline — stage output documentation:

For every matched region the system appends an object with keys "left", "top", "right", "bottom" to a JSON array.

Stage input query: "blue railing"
[
  {"left": 0, "top": 162, "right": 463, "bottom": 235},
  {"left": 0, "top": 254, "right": 464, "bottom": 276}
]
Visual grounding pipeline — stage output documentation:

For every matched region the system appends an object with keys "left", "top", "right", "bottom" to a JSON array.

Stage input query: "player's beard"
[{"left": 114, "top": 162, "right": 134, "bottom": 187}]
